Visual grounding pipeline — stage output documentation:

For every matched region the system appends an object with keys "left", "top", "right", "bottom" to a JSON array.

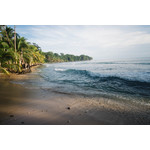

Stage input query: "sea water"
[{"left": 14, "top": 57, "right": 150, "bottom": 104}]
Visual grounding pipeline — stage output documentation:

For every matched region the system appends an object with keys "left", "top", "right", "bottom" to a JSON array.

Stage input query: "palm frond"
[{"left": 0, "top": 66, "right": 10, "bottom": 76}]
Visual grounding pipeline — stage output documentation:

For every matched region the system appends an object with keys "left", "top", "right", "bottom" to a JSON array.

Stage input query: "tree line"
[
  {"left": 44, "top": 52, "right": 92, "bottom": 63},
  {"left": 0, "top": 25, "right": 92, "bottom": 75}
]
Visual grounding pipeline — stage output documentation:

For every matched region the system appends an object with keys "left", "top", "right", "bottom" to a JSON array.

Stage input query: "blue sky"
[{"left": 9, "top": 25, "right": 150, "bottom": 60}]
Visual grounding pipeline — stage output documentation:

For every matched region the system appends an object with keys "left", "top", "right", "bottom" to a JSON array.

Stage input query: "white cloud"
[{"left": 17, "top": 25, "right": 150, "bottom": 59}]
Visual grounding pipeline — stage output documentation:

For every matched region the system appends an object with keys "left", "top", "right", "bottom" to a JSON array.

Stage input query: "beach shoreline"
[
  {"left": 0, "top": 64, "right": 150, "bottom": 125},
  {"left": 0, "top": 71, "right": 150, "bottom": 125},
  {"left": 0, "top": 64, "right": 42, "bottom": 80}
]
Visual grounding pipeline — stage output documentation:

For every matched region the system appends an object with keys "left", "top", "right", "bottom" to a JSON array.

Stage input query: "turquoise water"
[{"left": 14, "top": 58, "right": 150, "bottom": 104}]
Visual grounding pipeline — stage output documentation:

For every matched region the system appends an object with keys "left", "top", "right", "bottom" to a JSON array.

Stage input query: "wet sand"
[{"left": 0, "top": 69, "right": 150, "bottom": 125}]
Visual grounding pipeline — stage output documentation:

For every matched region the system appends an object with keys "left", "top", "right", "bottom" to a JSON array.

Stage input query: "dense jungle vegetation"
[{"left": 0, "top": 25, "right": 92, "bottom": 75}]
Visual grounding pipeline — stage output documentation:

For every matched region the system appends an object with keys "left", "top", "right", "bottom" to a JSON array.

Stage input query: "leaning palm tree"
[
  {"left": 0, "top": 45, "right": 10, "bottom": 75},
  {"left": 0, "top": 25, "right": 14, "bottom": 47},
  {"left": 17, "top": 37, "right": 28, "bottom": 66},
  {"left": 0, "top": 47, "right": 20, "bottom": 73},
  {"left": 0, "top": 66, "right": 10, "bottom": 75},
  {"left": 0, "top": 27, "right": 21, "bottom": 73},
  {"left": 0, "top": 25, "right": 45, "bottom": 75}
]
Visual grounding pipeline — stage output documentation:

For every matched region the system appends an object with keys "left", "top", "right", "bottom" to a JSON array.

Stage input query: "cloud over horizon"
[{"left": 13, "top": 25, "right": 150, "bottom": 60}]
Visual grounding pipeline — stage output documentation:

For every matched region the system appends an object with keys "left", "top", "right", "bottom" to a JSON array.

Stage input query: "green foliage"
[
  {"left": 44, "top": 52, "right": 92, "bottom": 63},
  {"left": 0, "top": 66, "right": 10, "bottom": 76},
  {"left": 0, "top": 25, "right": 45, "bottom": 74},
  {"left": 0, "top": 25, "right": 92, "bottom": 75}
]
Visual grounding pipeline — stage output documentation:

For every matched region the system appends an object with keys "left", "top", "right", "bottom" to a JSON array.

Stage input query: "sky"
[{"left": 9, "top": 25, "right": 150, "bottom": 60}]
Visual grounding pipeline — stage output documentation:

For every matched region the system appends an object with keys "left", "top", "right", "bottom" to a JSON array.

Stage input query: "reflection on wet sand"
[{"left": 0, "top": 79, "right": 150, "bottom": 125}]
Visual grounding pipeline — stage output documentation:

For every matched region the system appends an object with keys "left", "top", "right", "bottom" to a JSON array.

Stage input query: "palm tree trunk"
[
  {"left": 14, "top": 25, "right": 16, "bottom": 53},
  {"left": 14, "top": 26, "right": 18, "bottom": 65},
  {"left": 20, "top": 51, "right": 23, "bottom": 66}
]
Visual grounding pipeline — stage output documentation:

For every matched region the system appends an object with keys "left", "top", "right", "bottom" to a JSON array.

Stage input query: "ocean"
[{"left": 13, "top": 58, "right": 150, "bottom": 105}]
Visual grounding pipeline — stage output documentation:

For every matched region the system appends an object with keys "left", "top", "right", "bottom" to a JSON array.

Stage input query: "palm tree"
[
  {"left": 0, "top": 26, "right": 14, "bottom": 47},
  {"left": 17, "top": 37, "right": 28, "bottom": 66},
  {"left": 0, "top": 25, "right": 45, "bottom": 75},
  {"left": 0, "top": 26, "right": 21, "bottom": 73}
]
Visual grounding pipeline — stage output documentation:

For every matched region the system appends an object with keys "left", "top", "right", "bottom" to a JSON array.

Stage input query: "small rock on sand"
[{"left": 67, "top": 107, "right": 70, "bottom": 110}]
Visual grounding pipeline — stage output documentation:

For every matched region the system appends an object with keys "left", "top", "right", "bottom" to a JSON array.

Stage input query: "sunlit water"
[{"left": 13, "top": 58, "right": 150, "bottom": 105}]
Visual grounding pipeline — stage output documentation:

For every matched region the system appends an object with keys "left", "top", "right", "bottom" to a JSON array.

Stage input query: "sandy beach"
[{"left": 0, "top": 67, "right": 150, "bottom": 125}]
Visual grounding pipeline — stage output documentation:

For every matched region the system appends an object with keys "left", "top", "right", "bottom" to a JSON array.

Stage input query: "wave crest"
[
  {"left": 54, "top": 68, "right": 66, "bottom": 71},
  {"left": 62, "top": 69, "right": 150, "bottom": 86}
]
